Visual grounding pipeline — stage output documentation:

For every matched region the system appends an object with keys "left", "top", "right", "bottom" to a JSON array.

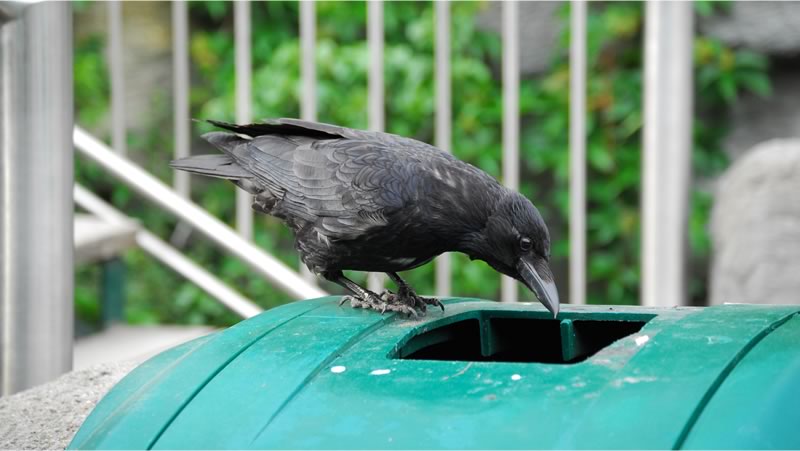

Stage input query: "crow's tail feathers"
[
  {"left": 169, "top": 154, "right": 250, "bottom": 180},
  {"left": 170, "top": 131, "right": 252, "bottom": 180}
]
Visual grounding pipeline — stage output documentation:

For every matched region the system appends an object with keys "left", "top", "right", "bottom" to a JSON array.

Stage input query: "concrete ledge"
[
  {"left": 0, "top": 362, "right": 137, "bottom": 450},
  {"left": 74, "top": 214, "right": 138, "bottom": 265}
]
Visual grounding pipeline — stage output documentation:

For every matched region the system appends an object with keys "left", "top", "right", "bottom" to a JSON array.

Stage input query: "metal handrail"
[
  {"left": 74, "top": 184, "right": 263, "bottom": 319},
  {"left": 74, "top": 126, "right": 328, "bottom": 301}
]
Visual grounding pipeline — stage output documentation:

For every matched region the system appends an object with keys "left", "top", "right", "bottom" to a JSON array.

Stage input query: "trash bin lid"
[{"left": 69, "top": 297, "right": 800, "bottom": 449}]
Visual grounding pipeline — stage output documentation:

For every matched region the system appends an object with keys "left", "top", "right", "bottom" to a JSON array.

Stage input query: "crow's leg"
[
  {"left": 384, "top": 272, "right": 445, "bottom": 313},
  {"left": 322, "top": 271, "right": 420, "bottom": 317}
]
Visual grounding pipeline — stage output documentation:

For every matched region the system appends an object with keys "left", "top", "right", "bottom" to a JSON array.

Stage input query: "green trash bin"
[{"left": 69, "top": 297, "right": 800, "bottom": 449}]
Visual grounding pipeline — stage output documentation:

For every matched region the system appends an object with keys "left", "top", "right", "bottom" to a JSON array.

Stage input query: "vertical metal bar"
[
  {"left": 641, "top": 1, "right": 694, "bottom": 307},
  {"left": 299, "top": 0, "right": 317, "bottom": 283},
  {"left": 434, "top": 0, "right": 452, "bottom": 298},
  {"left": 300, "top": 1, "right": 316, "bottom": 123},
  {"left": 172, "top": 0, "right": 190, "bottom": 198},
  {"left": 366, "top": 0, "right": 385, "bottom": 293},
  {"left": 234, "top": 0, "right": 253, "bottom": 239},
  {"left": 367, "top": 0, "right": 384, "bottom": 133},
  {"left": 0, "top": 1, "right": 74, "bottom": 395},
  {"left": 108, "top": 0, "right": 126, "bottom": 155},
  {"left": 500, "top": 0, "right": 519, "bottom": 303},
  {"left": 569, "top": 0, "right": 587, "bottom": 305}
]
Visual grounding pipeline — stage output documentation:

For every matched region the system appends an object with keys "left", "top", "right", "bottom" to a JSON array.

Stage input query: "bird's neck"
[
  {"left": 454, "top": 231, "right": 493, "bottom": 261},
  {"left": 425, "top": 170, "right": 507, "bottom": 259},
  {"left": 449, "top": 199, "right": 503, "bottom": 261}
]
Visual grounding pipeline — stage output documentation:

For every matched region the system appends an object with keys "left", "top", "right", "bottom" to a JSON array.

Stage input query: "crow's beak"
[{"left": 517, "top": 257, "right": 560, "bottom": 318}]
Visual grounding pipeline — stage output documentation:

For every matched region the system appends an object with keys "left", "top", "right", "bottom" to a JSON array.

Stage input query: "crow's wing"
[
  {"left": 225, "top": 133, "right": 450, "bottom": 241},
  {"left": 207, "top": 118, "right": 452, "bottom": 159},
  {"left": 203, "top": 118, "right": 471, "bottom": 240}
]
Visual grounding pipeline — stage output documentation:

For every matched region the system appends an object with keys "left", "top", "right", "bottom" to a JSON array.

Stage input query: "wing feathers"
[{"left": 181, "top": 119, "right": 460, "bottom": 240}]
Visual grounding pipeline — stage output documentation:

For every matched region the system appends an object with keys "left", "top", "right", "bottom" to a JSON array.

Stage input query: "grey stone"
[
  {"left": 710, "top": 139, "right": 800, "bottom": 305},
  {"left": 476, "top": 1, "right": 564, "bottom": 75},
  {"left": 0, "top": 362, "right": 136, "bottom": 450},
  {"left": 723, "top": 72, "right": 800, "bottom": 161},
  {"left": 700, "top": 1, "right": 800, "bottom": 56}
]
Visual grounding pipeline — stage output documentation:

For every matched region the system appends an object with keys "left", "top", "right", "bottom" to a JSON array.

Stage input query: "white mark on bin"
[
  {"left": 635, "top": 335, "right": 650, "bottom": 346},
  {"left": 370, "top": 369, "right": 391, "bottom": 376},
  {"left": 330, "top": 365, "right": 347, "bottom": 374},
  {"left": 511, "top": 374, "right": 522, "bottom": 381}
]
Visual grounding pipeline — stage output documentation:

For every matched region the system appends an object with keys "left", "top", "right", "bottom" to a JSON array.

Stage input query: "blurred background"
[
  {"left": 73, "top": 0, "right": 796, "bottom": 326},
  {"left": 3, "top": 0, "right": 800, "bottom": 395}
]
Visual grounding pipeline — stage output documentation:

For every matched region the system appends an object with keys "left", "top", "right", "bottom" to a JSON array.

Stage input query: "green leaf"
[
  {"left": 718, "top": 73, "right": 738, "bottom": 104},
  {"left": 588, "top": 143, "right": 614, "bottom": 173},
  {"left": 734, "top": 51, "right": 767, "bottom": 70},
  {"left": 694, "top": 1, "right": 714, "bottom": 17},
  {"left": 737, "top": 71, "right": 772, "bottom": 97}
]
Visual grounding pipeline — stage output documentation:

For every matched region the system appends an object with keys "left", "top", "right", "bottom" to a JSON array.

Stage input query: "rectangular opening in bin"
[
  {"left": 396, "top": 313, "right": 653, "bottom": 364},
  {"left": 486, "top": 318, "right": 564, "bottom": 363},
  {"left": 396, "top": 319, "right": 482, "bottom": 360}
]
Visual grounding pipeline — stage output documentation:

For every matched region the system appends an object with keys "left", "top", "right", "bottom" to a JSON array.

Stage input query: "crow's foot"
[
  {"left": 380, "top": 286, "right": 444, "bottom": 314},
  {"left": 339, "top": 293, "right": 420, "bottom": 317}
]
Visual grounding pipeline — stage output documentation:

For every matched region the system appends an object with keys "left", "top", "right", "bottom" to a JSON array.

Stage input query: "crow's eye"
[{"left": 519, "top": 237, "right": 532, "bottom": 252}]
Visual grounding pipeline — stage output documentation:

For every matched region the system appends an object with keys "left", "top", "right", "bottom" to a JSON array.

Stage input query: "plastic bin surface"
[{"left": 69, "top": 297, "right": 800, "bottom": 449}]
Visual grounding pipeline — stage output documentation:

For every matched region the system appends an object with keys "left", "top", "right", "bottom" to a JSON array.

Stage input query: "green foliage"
[
  {"left": 521, "top": 2, "right": 770, "bottom": 305},
  {"left": 73, "top": 1, "right": 772, "bottom": 327}
]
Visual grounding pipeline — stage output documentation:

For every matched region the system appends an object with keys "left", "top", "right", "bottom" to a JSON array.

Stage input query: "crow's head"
[{"left": 476, "top": 191, "right": 560, "bottom": 317}]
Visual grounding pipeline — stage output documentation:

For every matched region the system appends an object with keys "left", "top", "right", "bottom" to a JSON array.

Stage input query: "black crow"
[{"left": 171, "top": 118, "right": 560, "bottom": 317}]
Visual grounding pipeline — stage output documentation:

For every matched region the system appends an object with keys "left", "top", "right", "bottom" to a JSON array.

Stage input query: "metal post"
[
  {"left": 366, "top": 0, "right": 385, "bottom": 293},
  {"left": 434, "top": 0, "right": 452, "bottom": 298},
  {"left": 234, "top": 0, "right": 253, "bottom": 239},
  {"left": 501, "top": 0, "right": 519, "bottom": 303},
  {"left": 569, "top": 0, "right": 587, "bottom": 305},
  {"left": 108, "top": 0, "right": 126, "bottom": 155},
  {"left": 0, "top": 1, "right": 74, "bottom": 395},
  {"left": 300, "top": 1, "right": 316, "bottom": 123},
  {"left": 172, "top": 0, "right": 190, "bottom": 198},
  {"left": 299, "top": 0, "right": 317, "bottom": 283},
  {"left": 641, "top": 1, "right": 694, "bottom": 307}
]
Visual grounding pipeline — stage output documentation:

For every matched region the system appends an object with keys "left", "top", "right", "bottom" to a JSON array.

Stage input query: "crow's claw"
[
  {"left": 426, "top": 297, "right": 446, "bottom": 312},
  {"left": 339, "top": 292, "right": 421, "bottom": 318},
  {"left": 381, "top": 287, "right": 444, "bottom": 315}
]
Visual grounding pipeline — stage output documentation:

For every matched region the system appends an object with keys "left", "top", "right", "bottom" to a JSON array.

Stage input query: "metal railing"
[
  {"left": 74, "top": 127, "right": 327, "bottom": 302},
  {"left": 233, "top": 0, "right": 253, "bottom": 240},
  {"left": 500, "top": 1, "right": 520, "bottom": 302},
  {"left": 98, "top": 0, "right": 693, "bottom": 308},
  {"left": 434, "top": 1, "right": 452, "bottom": 298},
  {"left": 366, "top": 0, "right": 386, "bottom": 294},
  {"left": 641, "top": 1, "right": 694, "bottom": 307},
  {"left": 0, "top": 0, "right": 697, "bottom": 395},
  {"left": 569, "top": 0, "right": 588, "bottom": 306},
  {"left": 74, "top": 185, "right": 262, "bottom": 319}
]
